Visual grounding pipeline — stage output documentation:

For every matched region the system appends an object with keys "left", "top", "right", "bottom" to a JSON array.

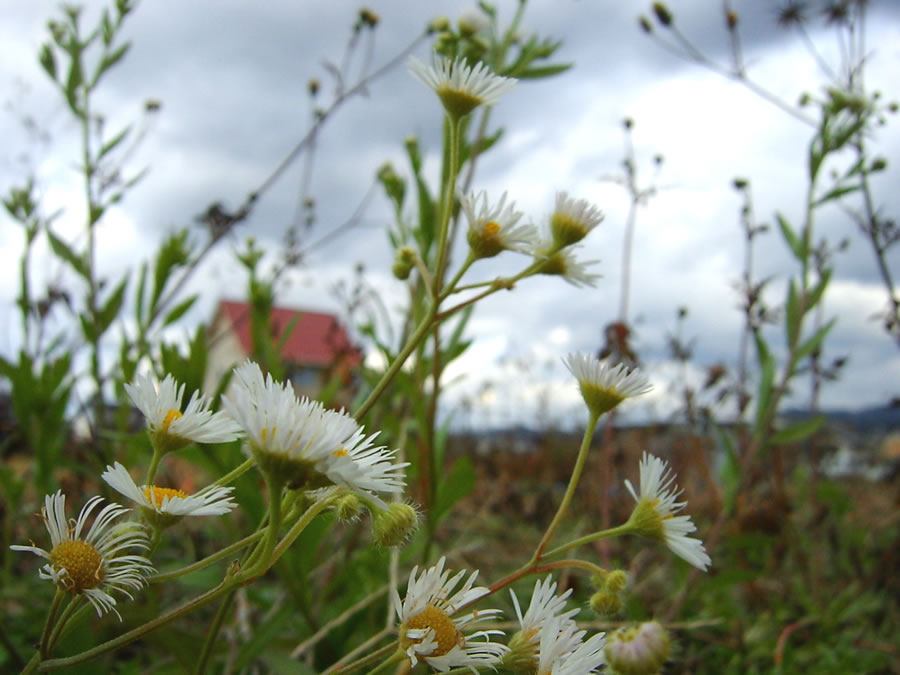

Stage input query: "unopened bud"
[
  {"left": 732, "top": 177, "right": 748, "bottom": 190},
  {"left": 372, "top": 502, "right": 419, "bottom": 548},
  {"left": 638, "top": 15, "right": 653, "bottom": 34},
  {"left": 359, "top": 8, "right": 379, "bottom": 28},
  {"left": 726, "top": 10, "right": 738, "bottom": 30},
  {"left": 308, "top": 78, "right": 320, "bottom": 96},
  {"left": 590, "top": 590, "right": 623, "bottom": 617},
  {"left": 427, "top": 16, "right": 451, "bottom": 33},
  {"left": 652, "top": 3, "right": 673, "bottom": 27},
  {"left": 458, "top": 8, "right": 488, "bottom": 35},
  {"left": 605, "top": 569, "right": 628, "bottom": 593},
  {"left": 605, "top": 621, "right": 671, "bottom": 675},
  {"left": 871, "top": 157, "right": 888, "bottom": 172},
  {"left": 392, "top": 246, "right": 416, "bottom": 280},
  {"left": 335, "top": 494, "right": 362, "bottom": 522}
]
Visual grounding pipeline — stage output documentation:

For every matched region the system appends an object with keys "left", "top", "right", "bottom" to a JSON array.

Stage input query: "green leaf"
[
  {"left": 715, "top": 424, "right": 740, "bottom": 515},
  {"left": 135, "top": 262, "right": 147, "bottom": 325},
  {"left": 98, "top": 125, "right": 131, "bottom": 161},
  {"left": 754, "top": 333, "right": 775, "bottom": 431},
  {"left": 93, "top": 43, "right": 130, "bottom": 85},
  {"left": 64, "top": 52, "right": 84, "bottom": 115},
  {"left": 785, "top": 280, "right": 800, "bottom": 346},
  {"left": 795, "top": 318, "right": 836, "bottom": 362},
  {"left": 97, "top": 276, "right": 128, "bottom": 336},
  {"left": 39, "top": 43, "right": 57, "bottom": 81},
  {"left": 814, "top": 183, "right": 859, "bottom": 206},
  {"left": 162, "top": 295, "right": 197, "bottom": 326},
  {"left": 432, "top": 455, "right": 476, "bottom": 526},
  {"left": 770, "top": 415, "right": 824, "bottom": 444},
  {"left": 517, "top": 63, "right": 573, "bottom": 79},
  {"left": 47, "top": 229, "right": 88, "bottom": 277},
  {"left": 807, "top": 269, "right": 831, "bottom": 309},
  {"left": 776, "top": 213, "right": 805, "bottom": 261}
]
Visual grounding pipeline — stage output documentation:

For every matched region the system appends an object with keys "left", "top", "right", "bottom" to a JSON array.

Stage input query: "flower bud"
[
  {"left": 372, "top": 502, "right": 419, "bottom": 548},
  {"left": 639, "top": 15, "right": 653, "bottom": 34},
  {"left": 652, "top": 3, "right": 673, "bottom": 27},
  {"left": 458, "top": 8, "right": 488, "bottom": 35},
  {"left": 605, "top": 569, "right": 628, "bottom": 593},
  {"left": 590, "top": 590, "right": 623, "bottom": 617},
  {"left": 427, "top": 16, "right": 451, "bottom": 33},
  {"left": 605, "top": 621, "right": 671, "bottom": 675},
  {"left": 335, "top": 494, "right": 363, "bottom": 522},
  {"left": 392, "top": 246, "right": 416, "bottom": 280}
]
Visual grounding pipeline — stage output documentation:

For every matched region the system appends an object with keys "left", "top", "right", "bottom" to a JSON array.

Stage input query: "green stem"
[
  {"left": 211, "top": 457, "right": 255, "bottom": 487},
  {"left": 193, "top": 591, "right": 235, "bottom": 675},
  {"left": 434, "top": 116, "right": 463, "bottom": 295},
  {"left": 268, "top": 491, "right": 339, "bottom": 565},
  {"left": 533, "top": 412, "right": 600, "bottom": 560},
  {"left": 39, "top": 588, "right": 65, "bottom": 658},
  {"left": 149, "top": 529, "right": 265, "bottom": 584},
  {"left": 145, "top": 448, "right": 164, "bottom": 486},
  {"left": 367, "top": 648, "right": 407, "bottom": 675},
  {"left": 438, "top": 253, "right": 475, "bottom": 303},
  {"left": 242, "top": 476, "right": 284, "bottom": 578},
  {"left": 38, "top": 581, "right": 236, "bottom": 671},
  {"left": 353, "top": 303, "right": 437, "bottom": 420},
  {"left": 543, "top": 523, "right": 634, "bottom": 560},
  {"left": 47, "top": 600, "right": 88, "bottom": 653},
  {"left": 325, "top": 639, "right": 398, "bottom": 675}
]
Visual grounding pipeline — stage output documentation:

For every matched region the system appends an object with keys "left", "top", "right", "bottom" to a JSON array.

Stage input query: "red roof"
[{"left": 216, "top": 300, "right": 361, "bottom": 367}]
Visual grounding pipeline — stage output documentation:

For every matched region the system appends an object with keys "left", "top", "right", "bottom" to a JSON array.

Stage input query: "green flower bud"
[
  {"left": 372, "top": 502, "right": 419, "bottom": 548},
  {"left": 652, "top": 3, "right": 673, "bottom": 27},
  {"left": 590, "top": 590, "right": 623, "bottom": 617},
  {"left": 605, "top": 569, "right": 628, "bottom": 593},
  {"left": 335, "top": 494, "right": 363, "bottom": 522}
]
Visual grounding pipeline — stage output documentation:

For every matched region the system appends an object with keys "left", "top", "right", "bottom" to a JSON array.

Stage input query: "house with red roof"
[{"left": 205, "top": 300, "right": 363, "bottom": 402}]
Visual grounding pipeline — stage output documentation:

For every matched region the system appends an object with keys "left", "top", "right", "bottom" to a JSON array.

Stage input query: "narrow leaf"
[
  {"left": 795, "top": 318, "right": 836, "bottom": 362},
  {"left": 770, "top": 415, "right": 825, "bottom": 444}
]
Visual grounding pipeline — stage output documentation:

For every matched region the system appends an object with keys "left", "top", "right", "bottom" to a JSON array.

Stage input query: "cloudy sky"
[{"left": 2, "top": 0, "right": 899, "bottom": 430}]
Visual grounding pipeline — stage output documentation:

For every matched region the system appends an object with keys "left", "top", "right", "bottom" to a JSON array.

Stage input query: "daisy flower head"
[
  {"left": 550, "top": 191, "right": 605, "bottom": 247},
  {"left": 624, "top": 452, "right": 711, "bottom": 571},
  {"left": 534, "top": 242, "right": 602, "bottom": 288},
  {"left": 125, "top": 373, "right": 243, "bottom": 454},
  {"left": 102, "top": 462, "right": 237, "bottom": 530},
  {"left": 393, "top": 556, "right": 507, "bottom": 671},
  {"left": 11, "top": 491, "right": 154, "bottom": 619},
  {"left": 505, "top": 575, "right": 580, "bottom": 671},
  {"left": 408, "top": 54, "right": 517, "bottom": 119},
  {"left": 223, "top": 361, "right": 407, "bottom": 508},
  {"left": 536, "top": 614, "right": 607, "bottom": 675},
  {"left": 605, "top": 620, "right": 670, "bottom": 675},
  {"left": 460, "top": 189, "right": 537, "bottom": 259},
  {"left": 563, "top": 352, "right": 652, "bottom": 417}
]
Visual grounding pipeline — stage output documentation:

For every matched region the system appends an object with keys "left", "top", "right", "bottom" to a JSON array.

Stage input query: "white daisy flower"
[
  {"left": 11, "top": 491, "right": 154, "bottom": 620},
  {"left": 533, "top": 242, "right": 602, "bottom": 288},
  {"left": 506, "top": 576, "right": 580, "bottom": 671},
  {"left": 459, "top": 189, "right": 538, "bottom": 259},
  {"left": 222, "top": 361, "right": 407, "bottom": 508},
  {"left": 408, "top": 54, "right": 517, "bottom": 118},
  {"left": 125, "top": 373, "right": 243, "bottom": 453},
  {"left": 550, "top": 191, "right": 605, "bottom": 247},
  {"left": 536, "top": 616, "right": 607, "bottom": 674},
  {"left": 564, "top": 352, "right": 652, "bottom": 417},
  {"left": 101, "top": 462, "right": 236, "bottom": 529},
  {"left": 624, "top": 452, "right": 711, "bottom": 571},
  {"left": 605, "top": 620, "right": 670, "bottom": 675},
  {"left": 393, "top": 556, "right": 507, "bottom": 671}
]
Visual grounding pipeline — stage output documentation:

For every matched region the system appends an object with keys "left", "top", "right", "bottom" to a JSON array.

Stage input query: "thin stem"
[
  {"left": 211, "top": 457, "right": 255, "bottom": 487},
  {"left": 434, "top": 116, "right": 463, "bottom": 295},
  {"left": 145, "top": 448, "right": 163, "bottom": 486},
  {"left": 353, "top": 302, "right": 437, "bottom": 420},
  {"left": 193, "top": 591, "right": 235, "bottom": 675},
  {"left": 243, "top": 476, "right": 284, "bottom": 578},
  {"left": 47, "top": 599, "right": 88, "bottom": 653},
  {"left": 368, "top": 649, "right": 407, "bottom": 675},
  {"left": 149, "top": 529, "right": 264, "bottom": 584},
  {"left": 290, "top": 584, "right": 389, "bottom": 659},
  {"left": 543, "top": 523, "right": 634, "bottom": 560},
  {"left": 267, "top": 491, "right": 340, "bottom": 568},
  {"left": 533, "top": 413, "right": 600, "bottom": 560},
  {"left": 324, "top": 637, "right": 397, "bottom": 675},
  {"left": 39, "top": 581, "right": 235, "bottom": 670},
  {"left": 39, "top": 588, "right": 65, "bottom": 658}
]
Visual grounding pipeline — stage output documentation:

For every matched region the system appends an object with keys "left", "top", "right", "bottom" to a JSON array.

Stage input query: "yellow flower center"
[
  {"left": 143, "top": 486, "right": 188, "bottom": 508},
  {"left": 406, "top": 604, "right": 463, "bottom": 657},
  {"left": 50, "top": 539, "right": 104, "bottom": 593},
  {"left": 482, "top": 220, "right": 501, "bottom": 238},
  {"left": 161, "top": 409, "right": 183, "bottom": 432},
  {"left": 332, "top": 448, "right": 349, "bottom": 458}
]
